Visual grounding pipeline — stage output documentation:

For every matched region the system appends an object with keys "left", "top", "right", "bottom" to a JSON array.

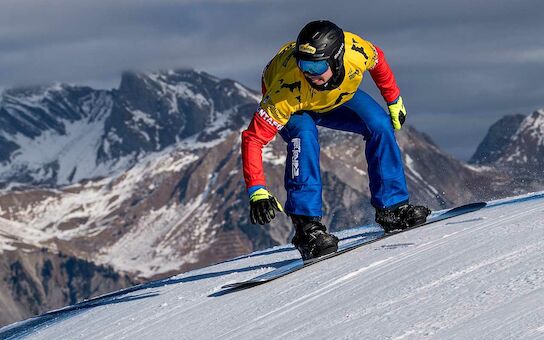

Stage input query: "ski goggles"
[{"left": 297, "top": 59, "right": 329, "bottom": 76}]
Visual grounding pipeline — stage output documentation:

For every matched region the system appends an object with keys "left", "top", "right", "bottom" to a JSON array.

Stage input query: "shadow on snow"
[
  {"left": 0, "top": 226, "right": 397, "bottom": 338},
  {"left": 0, "top": 257, "right": 298, "bottom": 339}
]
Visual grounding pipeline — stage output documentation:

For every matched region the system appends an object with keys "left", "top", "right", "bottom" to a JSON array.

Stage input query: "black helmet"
[{"left": 295, "top": 20, "right": 345, "bottom": 88}]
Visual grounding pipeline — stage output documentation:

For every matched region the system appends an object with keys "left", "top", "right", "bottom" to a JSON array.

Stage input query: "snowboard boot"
[
  {"left": 375, "top": 203, "right": 432, "bottom": 233},
  {"left": 290, "top": 215, "right": 339, "bottom": 261}
]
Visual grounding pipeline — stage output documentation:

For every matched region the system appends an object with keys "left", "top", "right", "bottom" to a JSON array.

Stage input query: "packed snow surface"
[{"left": 2, "top": 193, "right": 544, "bottom": 339}]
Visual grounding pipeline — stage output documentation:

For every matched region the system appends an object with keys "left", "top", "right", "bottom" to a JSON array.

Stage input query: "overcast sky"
[{"left": 1, "top": 0, "right": 543, "bottom": 160}]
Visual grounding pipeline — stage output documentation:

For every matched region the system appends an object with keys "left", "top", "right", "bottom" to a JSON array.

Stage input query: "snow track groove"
[{"left": 221, "top": 199, "right": 544, "bottom": 339}]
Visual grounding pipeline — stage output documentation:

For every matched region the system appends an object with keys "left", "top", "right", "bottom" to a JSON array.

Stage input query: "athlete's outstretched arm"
[
  {"left": 368, "top": 45, "right": 400, "bottom": 104},
  {"left": 241, "top": 109, "right": 279, "bottom": 190}
]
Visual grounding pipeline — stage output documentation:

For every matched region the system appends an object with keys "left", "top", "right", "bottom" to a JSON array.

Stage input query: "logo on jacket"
[
  {"left": 348, "top": 69, "right": 361, "bottom": 80},
  {"left": 257, "top": 108, "right": 284, "bottom": 131},
  {"left": 299, "top": 43, "right": 316, "bottom": 54},
  {"left": 292, "top": 138, "right": 301, "bottom": 178}
]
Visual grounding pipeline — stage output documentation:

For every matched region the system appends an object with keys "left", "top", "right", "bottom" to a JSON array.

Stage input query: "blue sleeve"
[{"left": 247, "top": 185, "right": 266, "bottom": 198}]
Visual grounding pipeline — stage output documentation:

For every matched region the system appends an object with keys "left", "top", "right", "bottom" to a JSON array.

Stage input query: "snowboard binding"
[
  {"left": 291, "top": 215, "right": 339, "bottom": 261},
  {"left": 375, "top": 203, "right": 432, "bottom": 233}
]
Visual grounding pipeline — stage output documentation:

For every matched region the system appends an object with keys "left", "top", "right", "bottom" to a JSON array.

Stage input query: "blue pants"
[{"left": 279, "top": 89, "right": 409, "bottom": 217}]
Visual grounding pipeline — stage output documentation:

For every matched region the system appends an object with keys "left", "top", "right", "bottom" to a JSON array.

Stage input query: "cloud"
[{"left": 0, "top": 0, "right": 543, "bottom": 159}]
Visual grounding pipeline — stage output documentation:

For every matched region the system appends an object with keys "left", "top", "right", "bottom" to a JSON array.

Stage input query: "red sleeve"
[
  {"left": 369, "top": 45, "right": 400, "bottom": 103},
  {"left": 241, "top": 110, "right": 279, "bottom": 189}
]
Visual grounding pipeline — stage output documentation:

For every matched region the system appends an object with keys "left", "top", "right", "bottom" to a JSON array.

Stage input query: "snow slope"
[{"left": 1, "top": 193, "right": 544, "bottom": 339}]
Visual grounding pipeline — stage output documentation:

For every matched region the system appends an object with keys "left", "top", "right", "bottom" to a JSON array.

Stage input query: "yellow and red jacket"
[{"left": 242, "top": 32, "right": 400, "bottom": 190}]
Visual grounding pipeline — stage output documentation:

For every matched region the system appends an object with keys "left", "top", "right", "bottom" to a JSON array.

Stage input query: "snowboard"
[{"left": 222, "top": 202, "right": 487, "bottom": 290}]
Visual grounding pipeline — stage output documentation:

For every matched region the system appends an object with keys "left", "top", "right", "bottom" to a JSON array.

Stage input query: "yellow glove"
[{"left": 387, "top": 96, "right": 407, "bottom": 130}]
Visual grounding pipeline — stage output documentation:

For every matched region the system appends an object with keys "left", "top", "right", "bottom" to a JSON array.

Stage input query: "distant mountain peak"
[
  {"left": 515, "top": 109, "right": 544, "bottom": 143},
  {"left": 469, "top": 113, "right": 526, "bottom": 165},
  {"left": 0, "top": 70, "right": 259, "bottom": 186},
  {"left": 470, "top": 108, "right": 544, "bottom": 175}
]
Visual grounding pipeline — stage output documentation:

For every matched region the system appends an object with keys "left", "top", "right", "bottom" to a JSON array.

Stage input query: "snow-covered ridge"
[
  {"left": 0, "top": 124, "right": 255, "bottom": 280},
  {"left": 0, "top": 91, "right": 114, "bottom": 184},
  {"left": 0, "top": 69, "right": 260, "bottom": 186},
  {"left": 2, "top": 192, "right": 543, "bottom": 339},
  {"left": 0, "top": 140, "right": 203, "bottom": 276},
  {"left": 404, "top": 154, "right": 440, "bottom": 197},
  {"left": 497, "top": 109, "right": 544, "bottom": 167},
  {"left": 469, "top": 108, "right": 544, "bottom": 173},
  {"left": 0, "top": 142, "right": 197, "bottom": 238},
  {"left": 514, "top": 109, "right": 544, "bottom": 146}
]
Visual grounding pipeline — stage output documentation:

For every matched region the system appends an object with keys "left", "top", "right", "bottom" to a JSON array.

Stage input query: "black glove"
[{"left": 249, "top": 188, "right": 284, "bottom": 225}]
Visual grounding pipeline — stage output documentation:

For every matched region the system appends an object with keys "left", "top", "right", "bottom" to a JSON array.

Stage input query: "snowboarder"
[{"left": 241, "top": 20, "right": 431, "bottom": 260}]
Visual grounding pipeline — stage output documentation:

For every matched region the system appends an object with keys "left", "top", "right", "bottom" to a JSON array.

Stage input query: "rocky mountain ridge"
[
  {"left": 470, "top": 109, "right": 544, "bottom": 186},
  {"left": 0, "top": 70, "right": 259, "bottom": 186}
]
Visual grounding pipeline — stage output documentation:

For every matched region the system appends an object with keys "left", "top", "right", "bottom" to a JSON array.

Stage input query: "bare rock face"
[
  {"left": 0, "top": 247, "right": 132, "bottom": 327},
  {"left": 470, "top": 109, "right": 544, "bottom": 191},
  {"left": 395, "top": 126, "right": 513, "bottom": 205},
  {"left": 0, "top": 70, "right": 535, "bottom": 327},
  {"left": 496, "top": 110, "right": 544, "bottom": 174},
  {"left": 469, "top": 114, "right": 526, "bottom": 165}
]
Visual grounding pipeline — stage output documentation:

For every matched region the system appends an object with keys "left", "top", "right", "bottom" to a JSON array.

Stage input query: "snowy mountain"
[
  {"left": 0, "top": 126, "right": 510, "bottom": 278},
  {"left": 1, "top": 192, "right": 543, "bottom": 339},
  {"left": 0, "top": 70, "right": 259, "bottom": 185},
  {"left": 97, "top": 70, "right": 259, "bottom": 164},
  {"left": 0, "top": 84, "right": 114, "bottom": 185},
  {"left": 0, "top": 70, "right": 526, "bottom": 327},
  {"left": 469, "top": 113, "right": 526, "bottom": 165},
  {"left": 471, "top": 109, "right": 544, "bottom": 179}
]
